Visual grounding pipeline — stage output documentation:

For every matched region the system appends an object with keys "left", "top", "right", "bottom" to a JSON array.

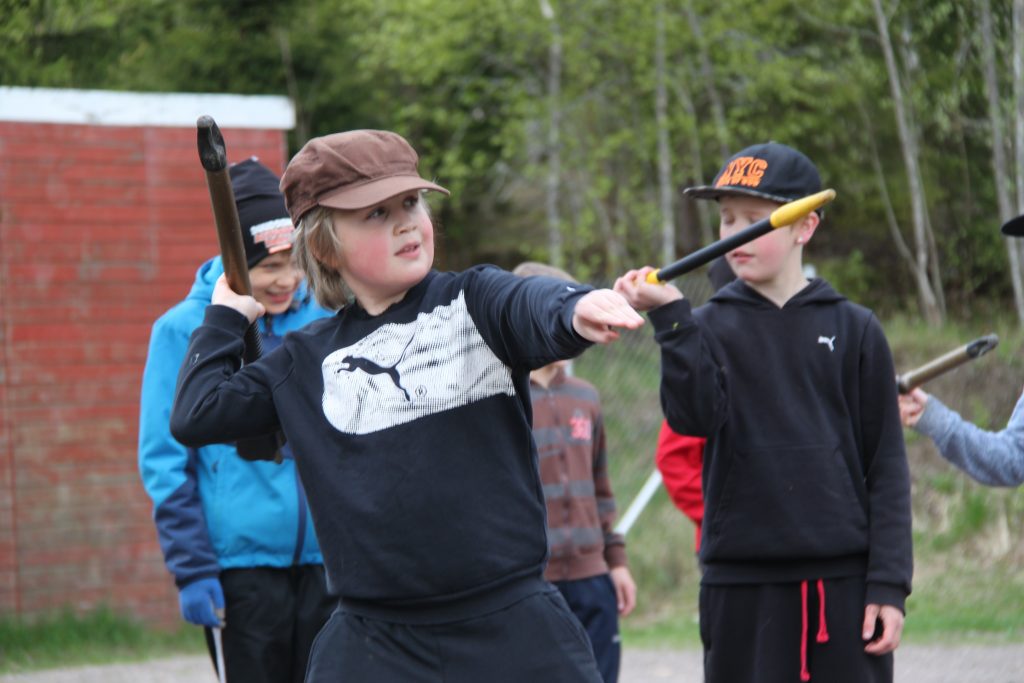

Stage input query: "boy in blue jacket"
[
  {"left": 615, "top": 143, "right": 913, "bottom": 682},
  {"left": 138, "top": 158, "right": 334, "bottom": 683}
]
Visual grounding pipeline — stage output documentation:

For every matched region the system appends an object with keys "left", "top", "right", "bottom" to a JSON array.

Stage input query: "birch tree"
[
  {"left": 1015, "top": 0, "right": 1024, "bottom": 290},
  {"left": 655, "top": 0, "right": 675, "bottom": 267},
  {"left": 979, "top": 0, "right": 1024, "bottom": 323},
  {"left": 872, "top": 0, "right": 944, "bottom": 325},
  {"left": 539, "top": 0, "right": 564, "bottom": 268}
]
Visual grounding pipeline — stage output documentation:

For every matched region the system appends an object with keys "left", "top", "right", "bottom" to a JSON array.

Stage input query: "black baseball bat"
[
  {"left": 897, "top": 334, "right": 999, "bottom": 394},
  {"left": 646, "top": 189, "right": 837, "bottom": 283}
]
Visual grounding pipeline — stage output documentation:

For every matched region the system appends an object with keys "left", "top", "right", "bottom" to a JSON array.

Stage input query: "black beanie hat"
[{"left": 229, "top": 157, "right": 295, "bottom": 268}]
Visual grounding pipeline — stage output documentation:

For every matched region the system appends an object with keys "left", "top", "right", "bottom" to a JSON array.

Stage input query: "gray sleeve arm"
[{"left": 914, "top": 389, "right": 1024, "bottom": 487}]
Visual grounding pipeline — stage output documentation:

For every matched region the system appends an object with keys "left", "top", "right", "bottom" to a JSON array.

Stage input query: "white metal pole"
[{"left": 614, "top": 469, "right": 664, "bottom": 536}]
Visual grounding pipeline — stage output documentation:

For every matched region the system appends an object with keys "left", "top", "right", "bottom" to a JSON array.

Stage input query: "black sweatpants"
[
  {"left": 203, "top": 565, "right": 335, "bottom": 683},
  {"left": 305, "top": 584, "right": 603, "bottom": 682},
  {"left": 700, "top": 577, "right": 894, "bottom": 683},
  {"left": 553, "top": 574, "right": 621, "bottom": 683}
]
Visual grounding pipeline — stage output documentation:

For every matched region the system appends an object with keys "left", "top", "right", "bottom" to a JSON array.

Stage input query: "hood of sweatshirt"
[{"left": 709, "top": 277, "right": 846, "bottom": 310}]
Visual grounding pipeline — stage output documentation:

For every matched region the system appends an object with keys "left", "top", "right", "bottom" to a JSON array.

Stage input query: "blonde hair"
[
  {"left": 294, "top": 207, "right": 351, "bottom": 310},
  {"left": 511, "top": 261, "right": 578, "bottom": 283}
]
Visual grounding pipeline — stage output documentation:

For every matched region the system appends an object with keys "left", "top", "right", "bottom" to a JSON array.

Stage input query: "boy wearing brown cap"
[
  {"left": 170, "top": 130, "right": 644, "bottom": 682},
  {"left": 139, "top": 158, "right": 335, "bottom": 683},
  {"left": 615, "top": 143, "right": 913, "bottom": 682}
]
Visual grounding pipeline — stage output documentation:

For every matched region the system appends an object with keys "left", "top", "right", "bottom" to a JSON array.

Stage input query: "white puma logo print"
[{"left": 818, "top": 335, "right": 836, "bottom": 352}]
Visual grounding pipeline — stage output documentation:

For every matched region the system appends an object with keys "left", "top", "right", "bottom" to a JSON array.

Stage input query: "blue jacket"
[{"left": 138, "top": 257, "right": 334, "bottom": 587}]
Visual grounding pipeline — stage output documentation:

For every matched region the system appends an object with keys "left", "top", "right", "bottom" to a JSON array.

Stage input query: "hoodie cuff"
[
  {"left": 865, "top": 582, "right": 908, "bottom": 613},
  {"left": 647, "top": 298, "right": 694, "bottom": 335},
  {"left": 204, "top": 304, "right": 252, "bottom": 334},
  {"left": 175, "top": 571, "right": 222, "bottom": 590},
  {"left": 914, "top": 394, "right": 954, "bottom": 443},
  {"left": 604, "top": 542, "right": 628, "bottom": 569}
]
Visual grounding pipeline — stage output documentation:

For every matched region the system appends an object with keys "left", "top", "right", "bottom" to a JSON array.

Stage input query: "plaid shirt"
[{"left": 530, "top": 367, "right": 627, "bottom": 582}]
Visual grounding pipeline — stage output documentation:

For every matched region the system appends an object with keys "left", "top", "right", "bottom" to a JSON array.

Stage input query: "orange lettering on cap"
[{"left": 714, "top": 156, "right": 767, "bottom": 189}]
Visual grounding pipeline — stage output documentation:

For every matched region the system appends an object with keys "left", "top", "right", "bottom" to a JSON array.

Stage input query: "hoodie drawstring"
[
  {"left": 799, "top": 579, "right": 829, "bottom": 681},
  {"left": 816, "top": 579, "right": 830, "bottom": 643}
]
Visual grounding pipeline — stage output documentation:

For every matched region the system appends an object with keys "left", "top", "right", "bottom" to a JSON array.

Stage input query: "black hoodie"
[{"left": 649, "top": 278, "right": 912, "bottom": 610}]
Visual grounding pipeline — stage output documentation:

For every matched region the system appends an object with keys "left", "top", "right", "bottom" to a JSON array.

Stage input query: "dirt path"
[{"left": 2, "top": 644, "right": 1023, "bottom": 682}]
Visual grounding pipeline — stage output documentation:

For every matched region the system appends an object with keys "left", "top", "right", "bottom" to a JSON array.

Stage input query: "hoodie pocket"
[{"left": 708, "top": 443, "right": 868, "bottom": 560}]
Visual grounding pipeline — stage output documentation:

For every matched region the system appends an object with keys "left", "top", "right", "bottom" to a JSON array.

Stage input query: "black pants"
[
  {"left": 305, "top": 584, "right": 602, "bottom": 682},
  {"left": 203, "top": 565, "right": 335, "bottom": 683},
  {"left": 700, "top": 577, "right": 894, "bottom": 683},
  {"left": 552, "top": 574, "right": 621, "bottom": 683}
]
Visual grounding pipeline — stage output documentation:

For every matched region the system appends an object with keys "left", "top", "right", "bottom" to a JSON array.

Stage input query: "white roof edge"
[{"left": 0, "top": 86, "right": 295, "bottom": 129}]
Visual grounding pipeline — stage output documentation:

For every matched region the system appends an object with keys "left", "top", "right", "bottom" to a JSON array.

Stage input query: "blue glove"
[{"left": 179, "top": 577, "right": 225, "bottom": 628}]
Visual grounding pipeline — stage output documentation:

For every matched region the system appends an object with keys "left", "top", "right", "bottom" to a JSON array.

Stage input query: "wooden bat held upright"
[
  {"left": 897, "top": 334, "right": 999, "bottom": 394},
  {"left": 196, "top": 115, "right": 285, "bottom": 462},
  {"left": 646, "top": 189, "right": 837, "bottom": 284}
]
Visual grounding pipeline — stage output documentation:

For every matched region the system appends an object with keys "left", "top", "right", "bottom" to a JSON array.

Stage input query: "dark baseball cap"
[
  {"left": 685, "top": 142, "right": 821, "bottom": 205},
  {"left": 280, "top": 129, "right": 449, "bottom": 225},
  {"left": 229, "top": 158, "right": 295, "bottom": 268},
  {"left": 1002, "top": 214, "right": 1024, "bottom": 237}
]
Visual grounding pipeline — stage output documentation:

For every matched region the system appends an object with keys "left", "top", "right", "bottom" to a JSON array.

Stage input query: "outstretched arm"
[{"left": 908, "top": 387, "right": 1024, "bottom": 486}]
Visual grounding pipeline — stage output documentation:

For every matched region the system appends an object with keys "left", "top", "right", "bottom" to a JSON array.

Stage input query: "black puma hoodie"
[{"left": 649, "top": 278, "right": 912, "bottom": 610}]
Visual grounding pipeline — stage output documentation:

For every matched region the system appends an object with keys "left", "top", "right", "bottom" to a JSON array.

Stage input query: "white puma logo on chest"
[{"left": 817, "top": 335, "right": 836, "bottom": 352}]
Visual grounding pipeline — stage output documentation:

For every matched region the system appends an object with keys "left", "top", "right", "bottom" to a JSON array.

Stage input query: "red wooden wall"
[{"left": 0, "top": 112, "right": 290, "bottom": 626}]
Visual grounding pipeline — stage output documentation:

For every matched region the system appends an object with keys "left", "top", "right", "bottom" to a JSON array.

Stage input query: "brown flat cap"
[{"left": 280, "top": 130, "right": 449, "bottom": 224}]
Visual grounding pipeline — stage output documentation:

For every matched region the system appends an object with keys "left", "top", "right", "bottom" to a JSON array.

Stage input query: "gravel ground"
[{"left": 2, "top": 645, "right": 1023, "bottom": 682}]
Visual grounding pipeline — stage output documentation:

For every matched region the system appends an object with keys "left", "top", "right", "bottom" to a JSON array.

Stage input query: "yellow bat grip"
[
  {"left": 769, "top": 188, "right": 836, "bottom": 228},
  {"left": 646, "top": 270, "right": 661, "bottom": 284}
]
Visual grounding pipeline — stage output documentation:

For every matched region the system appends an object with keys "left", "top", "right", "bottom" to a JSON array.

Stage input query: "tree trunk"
[
  {"left": 275, "top": 29, "right": 310, "bottom": 145},
  {"left": 872, "top": 0, "right": 943, "bottom": 325},
  {"left": 539, "top": 0, "right": 564, "bottom": 267},
  {"left": 898, "top": 14, "right": 946, "bottom": 317},
  {"left": 856, "top": 99, "right": 918, "bottom": 274},
  {"left": 980, "top": 0, "right": 1024, "bottom": 323},
  {"left": 1013, "top": 0, "right": 1024, "bottom": 325},
  {"left": 655, "top": 0, "right": 675, "bottom": 268},
  {"left": 670, "top": 73, "right": 713, "bottom": 246},
  {"left": 684, "top": 0, "right": 730, "bottom": 159}
]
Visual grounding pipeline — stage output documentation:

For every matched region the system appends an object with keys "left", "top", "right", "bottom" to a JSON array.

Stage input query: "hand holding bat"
[{"left": 196, "top": 115, "right": 285, "bottom": 462}]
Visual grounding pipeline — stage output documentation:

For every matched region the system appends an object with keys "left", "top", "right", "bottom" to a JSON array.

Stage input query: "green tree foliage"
[{"left": 1, "top": 0, "right": 1020, "bottom": 314}]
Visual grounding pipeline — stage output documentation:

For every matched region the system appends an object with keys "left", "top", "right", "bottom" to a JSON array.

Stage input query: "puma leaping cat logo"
[
  {"left": 335, "top": 333, "right": 415, "bottom": 401},
  {"left": 817, "top": 335, "right": 836, "bottom": 352}
]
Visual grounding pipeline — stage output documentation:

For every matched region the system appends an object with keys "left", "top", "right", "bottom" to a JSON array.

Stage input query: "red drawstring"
[
  {"left": 816, "top": 579, "right": 830, "bottom": 643},
  {"left": 800, "top": 581, "right": 810, "bottom": 682},
  {"left": 799, "top": 579, "right": 829, "bottom": 682}
]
